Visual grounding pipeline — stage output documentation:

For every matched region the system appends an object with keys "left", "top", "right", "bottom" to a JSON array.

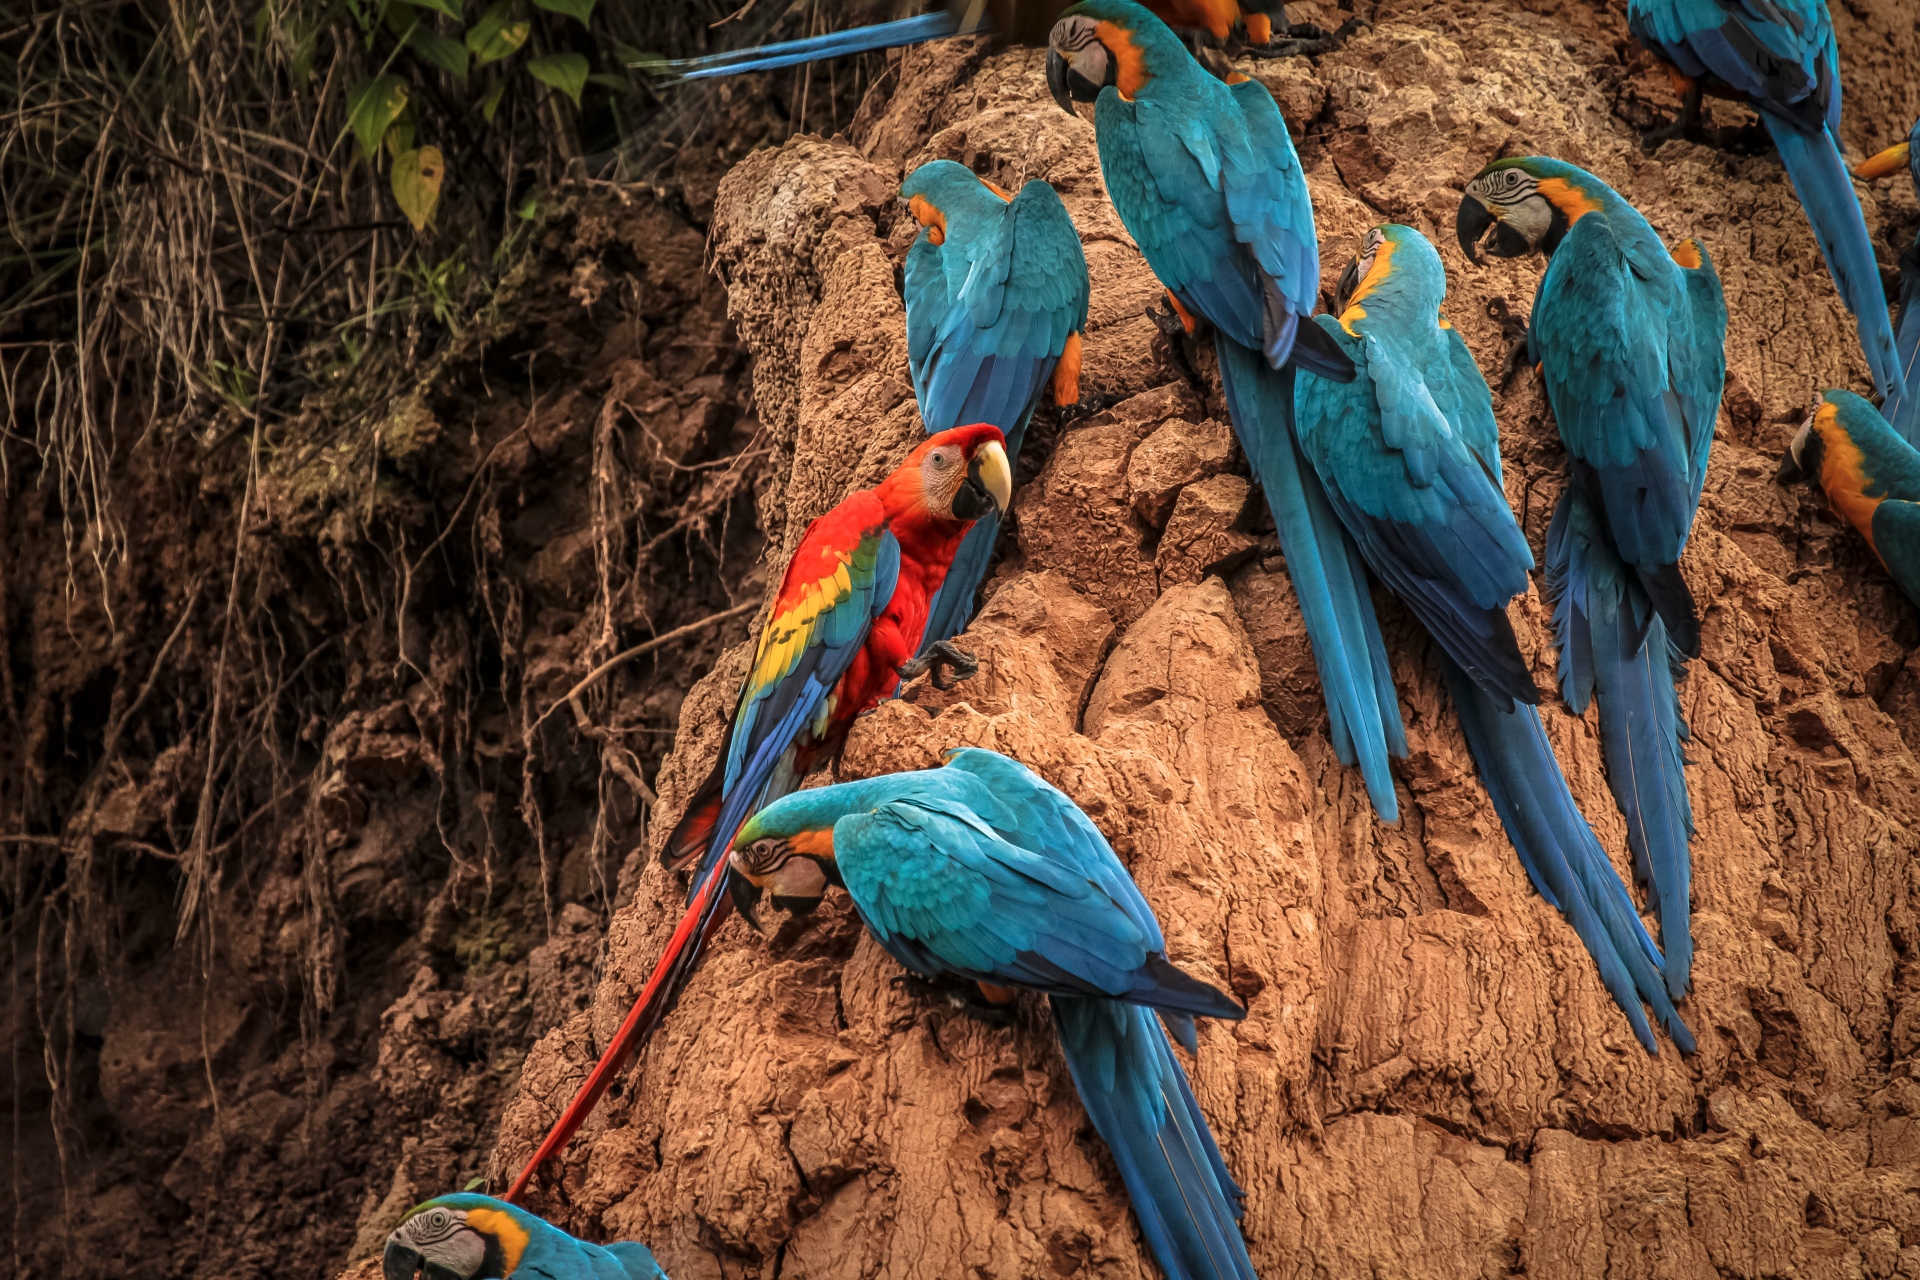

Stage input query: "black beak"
[
  {"left": 772, "top": 894, "right": 825, "bottom": 917},
  {"left": 1333, "top": 256, "right": 1361, "bottom": 315},
  {"left": 729, "top": 873, "right": 765, "bottom": 933},
  {"left": 1456, "top": 194, "right": 1494, "bottom": 264},
  {"left": 951, "top": 472, "right": 993, "bottom": 521},
  {"left": 383, "top": 1243, "right": 423, "bottom": 1280},
  {"left": 1775, "top": 451, "right": 1803, "bottom": 485},
  {"left": 1047, "top": 49, "right": 1074, "bottom": 114}
]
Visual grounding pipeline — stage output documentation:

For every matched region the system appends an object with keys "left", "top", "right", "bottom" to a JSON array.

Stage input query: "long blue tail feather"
[
  {"left": 1765, "top": 119, "right": 1901, "bottom": 399},
  {"left": 1440, "top": 655, "right": 1693, "bottom": 1053},
  {"left": 1546, "top": 493, "right": 1696, "bottom": 1000},
  {"left": 1216, "top": 337, "right": 1406, "bottom": 820},
  {"left": 1054, "top": 998, "right": 1255, "bottom": 1280},
  {"left": 1883, "top": 239, "right": 1920, "bottom": 443},
  {"left": 657, "top": 12, "right": 963, "bottom": 82}
]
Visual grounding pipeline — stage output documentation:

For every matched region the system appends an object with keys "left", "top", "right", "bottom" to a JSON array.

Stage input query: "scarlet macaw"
[
  {"left": 1778, "top": 389, "right": 1920, "bottom": 608},
  {"left": 384, "top": 1193, "right": 668, "bottom": 1280},
  {"left": 1853, "top": 120, "right": 1920, "bottom": 442},
  {"left": 900, "top": 160, "right": 1089, "bottom": 645},
  {"left": 1458, "top": 158, "right": 1727, "bottom": 1000},
  {"left": 729, "top": 748, "right": 1253, "bottom": 1280},
  {"left": 504, "top": 425, "right": 1012, "bottom": 1201},
  {"left": 1626, "top": 0, "right": 1898, "bottom": 403},
  {"left": 1296, "top": 224, "right": 1692, "bottom": 1052},
  {"left": 1044, "top": 0, "right": 1410, "bottom": 826}
]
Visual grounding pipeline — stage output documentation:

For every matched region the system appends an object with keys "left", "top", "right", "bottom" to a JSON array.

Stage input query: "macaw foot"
[
  {"left": 1146, "top": 295, "right": 1193, "bottom": 341},
  {"left": 1642, "top": 85, "right": 1707, "bottom": 150},
  {"left": 897, "top": 640, "right": 978, "bottom": 691},
  {"left": 1485, "top": 296, "right": 1532, "bottom": 387}
]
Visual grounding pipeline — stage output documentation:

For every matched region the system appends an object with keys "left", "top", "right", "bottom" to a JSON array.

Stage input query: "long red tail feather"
[{"left": 503, "top": 860, "right": 734, "bottom": 1202}]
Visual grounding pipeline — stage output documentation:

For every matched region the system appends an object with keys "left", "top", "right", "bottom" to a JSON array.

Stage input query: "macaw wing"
[
  {"left": 937, "top": 748, "right": 1164, "bottom": 953},
  {"left": 838, "top": 796, "right": 1234, "bottom": 1018},
  {"left": 1535, "top": 212, "right": 1695, "bottom": 568},
  {"left": 1295, "top": 317, "right": 1537, "bottom": 705},
  {"left": 913, "top": 180, "right": 1089, "bottom": 436},
  {"left": 1629, "top": 0, "right": 1834, "bottom": 130},
  {"left": 1096, "top": 88, "right": 1267, "bottom": 349},
  {"left": 1671, "top": 244, "right": 1728, "bottom": 497},
  {"left": 1221, "top": 76, "right": 1320, "bottom": 321},
  {"left": 1437, "top": 323, "right": 1503, "bottom": 481},
  {"left": 723, "top": 499, "right": 901, "bottom": 796}
]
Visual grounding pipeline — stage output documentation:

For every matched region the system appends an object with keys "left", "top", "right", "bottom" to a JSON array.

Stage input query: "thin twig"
[{"left": 528, "top": 601, "right": 757, "bottom": 736}]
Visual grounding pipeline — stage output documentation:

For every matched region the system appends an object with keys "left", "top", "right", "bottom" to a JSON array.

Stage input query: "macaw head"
[
  {"left": 1777, "top": 389, "right": 1888, "bottom": 488},
  {"left": 898, "top": 424, "right": 1013, "bottom": 523},
  {"left": 900, "top": 160, "right": 1012, "bottom": 249},
  {"left": 1047, "top": 0, "right": 1183, "bottom": 115},
  {"left": 1331, "top": 224, "right": 1445, "bottom": 330},
  {"left": 383, "top": 1194, "right": 534, "bottom": 1280},
  {"left": 1457, "top": 157, "right": 1601, "bottom": 263},
  {"left": 1852, "top": 117, "right": 1920, "bottom": 189},
  {"left": 727, "top": 787, "right": 866, "bottom": 927}
]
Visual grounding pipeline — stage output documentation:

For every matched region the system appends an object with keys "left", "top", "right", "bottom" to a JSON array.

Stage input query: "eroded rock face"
[{"left": 484, "top": 6, "right": 1920, "bottom": 1279}]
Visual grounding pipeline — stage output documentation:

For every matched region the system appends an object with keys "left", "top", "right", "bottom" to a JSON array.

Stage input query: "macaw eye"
[
  {"left": 430, "top": 1211, "right": 448, "bottom": 1228},
  {"left": 930, "top": 450, "right": 952, "bottom": 469}
]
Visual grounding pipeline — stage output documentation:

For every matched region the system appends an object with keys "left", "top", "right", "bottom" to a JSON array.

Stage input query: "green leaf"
[
  {"left": 408, "top": 26, "right": 470, "bottom": 76},
  {"left": 464, "top": 1177, "right": 487, "bottom": 1192},
  {"left": 532, "top": 0, "right": 595, "bottom": 23},
  {"left": 385, "top": 115, "right": 416, "bottom": 157},
  {"left": 391, "top": 146, "right": 446, "bottom": 230},
  {"left": 410, "top": 0, "right": 464, "bottom": 17},
  {"left": 383, "top": 1, "right": 420, "bottom": 36},
  {"left": 526, "top": 52, "right": 587, "bottom": 106},
  {"left": 479, "top": 80, "right": 506, "bottom": 122},
  {"left": 516, "top": 190, "right": 540, "bottom": 221},
  {"left": 347, "top": 76, "right": 410, "bottom": 159},
  {"left": 585, "top": 72, "right": 630, "bottom": 93},
  {"left": 465, "top": 5, "right": 529, "bottom": 64}
]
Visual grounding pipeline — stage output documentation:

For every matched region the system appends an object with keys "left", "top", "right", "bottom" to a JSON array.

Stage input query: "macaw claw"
[
  {"left": 898, "top": 639, "right": 979, "bottom": 690},
  {"left": 1146, "top": 296, "right": 1191, "bottom": 340},
  {"left": 888, "top": 972, "right": 1017, "bottom": 1025}
]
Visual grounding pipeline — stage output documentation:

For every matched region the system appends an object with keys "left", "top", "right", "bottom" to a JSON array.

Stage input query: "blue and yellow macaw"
[
  {"left": 1626, "top": 0, "right": 1898, "bottom": 403},
  {"left": 384, "top": 1194, "right": 668, "bottom": 1280},
  {"left": 1295, "top": 224, "right": 1692, "bottom": 1052},
  {"left": 729, "top": 748, "right": 1253, "bottom": 1280},
  {"left": 1854, "top": 120, "right": 1920, "bottom": 442},
  {"left": 1458, "top": 159, "right": 1727, "bottom": 1001},
  {"left": 900, "top": 160, "right": 1090, "bottom": 646},
  {"left": 1779, "top": 389, "right": 1920, "bottom": 607},
  {"left": 1045, "top": 0, "right": 1413, "bottom": 825}
]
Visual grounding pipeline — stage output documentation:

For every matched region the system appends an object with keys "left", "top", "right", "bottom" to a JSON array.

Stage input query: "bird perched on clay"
[
  {"left": 504, "top": 424, "right": 1011, "bottom": 1201},
  {"left": 1625, "top": 0, "right": 1899, "bottom": 405},
  {"left": 1458, "top": 158, "right": 1726, "bottom": 1001},
  {"left": 383, "top": 1194, "right": 668, "bottom": 1280},
  {"left": 1778, "top": 389, "right": 1920, "bottom": 607},
  {"left": 728, "top": 747, "right": 1255, "bottom": 1280},
  {"left": 1047, "top": 0, "right": 1417, "bottom": 828},
  {"left": 1295, "top": 223, "right": 1692, "bottom": 1052},
  {"left": 899, "top": 160, "right": 1089, "bottom": 645},
  {"left": 1853, "top": 119, "right": 1920, "bottom": 442}
]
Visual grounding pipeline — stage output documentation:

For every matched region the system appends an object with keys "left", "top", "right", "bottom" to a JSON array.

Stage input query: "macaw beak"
[
  {"left": 1455, "top": 193, "right": 1495, "bottom": 264},
  {"left": 1046, "top": 48, "right": 1074, "bottom": 115},
  {"left": 728, "top": 869, "right": 766, "bottom": 934},
  {"left": 1854, "top": 139, "right": 1911, "bottom": 181},
  {"left": 1332, "top": 255, "right": 1362, "bottom": 315},
  {"left": 383, "top": 1243, "right": 424, "bottom": 1280},
  {"left": 1774, "top": 451, "right": 1805, "bottom": 485},
  {"left": 1777, "top": 410, "right": 1823, "bottom": 485},
  {"left": 952, "top": 439, "right": 1012, "bottom": 520}
]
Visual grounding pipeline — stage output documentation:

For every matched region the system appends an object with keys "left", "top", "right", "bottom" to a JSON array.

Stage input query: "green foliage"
[
  {"left": 527, "top": 52, "right": 588, "bottom": 106},
  {"left": 391, "top": 146, "right": 446, "bottom": 230},
  {"left": 348, "top": 74, "right": 410, "bottom": 158},
  {"left": 534, "top": 0, "right": 598, "bottom": 23},
  {"left": 466, "top": 5, "right": 531, "bottom": 64}
]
